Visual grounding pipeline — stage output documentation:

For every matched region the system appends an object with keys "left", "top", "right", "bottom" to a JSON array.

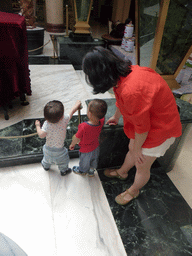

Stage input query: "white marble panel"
[
  {"left": 0, "top": 65, "right": 112, "bottom": 130},
  {"left": 0, "top": 164, "right": 57, "bottom": 256},
  {"left": 49, "top": 158, "right": 127, "bottom": 256}
]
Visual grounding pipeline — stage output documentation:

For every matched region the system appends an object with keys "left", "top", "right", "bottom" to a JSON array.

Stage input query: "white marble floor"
[
  {"left": 0, "top": 64, "right": 124, "bottom": 255},
  {"left": 0, "top": 159, "right": 126, "bottom": 256}
]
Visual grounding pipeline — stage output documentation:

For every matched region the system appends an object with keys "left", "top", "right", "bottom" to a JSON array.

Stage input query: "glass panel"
[
  {"left": 139, "top": 0, "right": 160, "bottom": 67},
  {"left": 156, "top": 0, "right": 192, "bottom": 75},
  {"left": 76, "top": 0, "right": 91, "bottom": 21}
]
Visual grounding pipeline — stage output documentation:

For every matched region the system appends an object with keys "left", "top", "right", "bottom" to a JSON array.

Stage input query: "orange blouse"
[{"left": 113, "top": 65, "right": 182, "bottom": 148}]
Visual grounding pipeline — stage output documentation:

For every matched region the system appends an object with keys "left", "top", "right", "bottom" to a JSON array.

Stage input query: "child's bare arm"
[
  {"left": 35, "top": 120, "right": 47, "bottom": 138},
  {"left": 69, "top": 135, "right": 81, "bottom": 150},
  {"left": 69, "top": 100, "right": 82, "bottom": 120}
]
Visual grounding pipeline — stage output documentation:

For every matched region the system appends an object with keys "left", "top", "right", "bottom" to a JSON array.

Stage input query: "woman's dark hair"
[
  {"left": 82, "top": 46, "right": 132, "bottom": 94},
  {"left": 44, "top": 100, "right": 64, "bottom": 123}
]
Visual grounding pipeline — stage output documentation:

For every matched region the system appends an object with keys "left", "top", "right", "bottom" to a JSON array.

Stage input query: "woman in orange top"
[{"left": 82, "top": 46, "right": 182, "bottom": 205}]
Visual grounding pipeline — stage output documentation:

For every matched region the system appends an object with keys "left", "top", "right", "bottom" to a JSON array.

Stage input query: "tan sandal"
[
  {"left": 115, "top": 189, "right": 139, "bottom": 205},
  {"left": 104, "top": 169, "right": 127, "bottom": 180}
]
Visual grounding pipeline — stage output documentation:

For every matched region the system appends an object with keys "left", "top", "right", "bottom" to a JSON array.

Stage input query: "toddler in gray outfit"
[{"left": 35, "top": 100, "right": 81, "bottom": 176}]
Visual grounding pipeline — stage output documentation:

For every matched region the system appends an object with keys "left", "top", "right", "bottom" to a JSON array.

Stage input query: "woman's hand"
[
  {"left": 106, "top": 116, "right": 119, "bottom": 125},
  {"left": 133, "top": 132, "right": 148, "bottom": 164},
  {"left": 69, "top": 144, "right": 75, "bottom": 150},
  {"left": 134, "top": 148, "right": 146, "bottom": 165},
  {"left": 106, "top": 107, "right": 121, "bottom": 125}
]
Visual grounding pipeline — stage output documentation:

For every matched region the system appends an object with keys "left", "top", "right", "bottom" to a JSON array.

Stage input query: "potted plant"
[{"left": 19, "top": 0, "right": 45, "bottom": 55}]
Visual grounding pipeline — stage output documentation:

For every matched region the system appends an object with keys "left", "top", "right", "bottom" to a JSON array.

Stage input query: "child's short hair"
[
  {"left": 44, "top": 100, "right": 64, "bottom": 123},
  {"left": 89, "top": 99, "right": 107, "bottom": 119}
]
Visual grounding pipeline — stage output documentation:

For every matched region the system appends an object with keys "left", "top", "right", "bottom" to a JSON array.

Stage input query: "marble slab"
[
  {"left": 49, "top": 158, "right": 127, "bottom": 256},
  {"left": 99, "top": 165, "right": 192, "bottom": 255},
  {"left": 0, "top": 105, "right": 129, "bottom": 169},
  {"left": 176, "top": 98, "right": 192, "bottom": 123},
  {"left": 58, "top": 37, "right": 105, "bottom": 70},
  {"left": 0, "top": 232, "right": 27, "bottom": 255},
  {"left": 0, "top": 164, "right": 57, "bottom": 256},
  {"left": 0, "top": 159, "right": 127, "bottom": 256}
]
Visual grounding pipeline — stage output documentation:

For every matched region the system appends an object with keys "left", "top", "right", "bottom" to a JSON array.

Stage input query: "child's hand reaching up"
[
  {"left": 75, "top": 100, "right": 82, "bottom": 110},
  {"left": 35, "top": 120, "right": 41, "bottom": 127},
  {"left": 69, "top": 100, "right": 82, "bottom": 119}
]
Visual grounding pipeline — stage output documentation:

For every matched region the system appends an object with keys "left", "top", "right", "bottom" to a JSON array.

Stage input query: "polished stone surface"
[
  {"left": 0, "top": 232, "right": 27, "bottom": 256},
  {"left": 0, "top": 159, "right": 126, "bottom": 256},
  {"left": 58, "top": 36, "right": 105, "bottom": 70},
  {"left": 0, "top": 109, "right": 128, "bottom": 169},
  {"left": 98, "top": 165, "right": 192, "bottom": 255},
  {"left": 176, "top": 98, "right": 192, "bottom": 123},
  {"left": 28, "top": 56, "right": 71, "bottom": 65}
]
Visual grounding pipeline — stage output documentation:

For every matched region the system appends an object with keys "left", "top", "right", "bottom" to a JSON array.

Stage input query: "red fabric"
[
  {"left": 75, "top": 118, "right": 105, "bottom": 153},
  {"left": 114, "top": 65, "right": 182, "bottom": 148},
  {"left": 0, "top": 12, "right": 31, "bottom": 106}
]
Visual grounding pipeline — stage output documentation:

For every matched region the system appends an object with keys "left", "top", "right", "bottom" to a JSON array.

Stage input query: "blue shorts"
[
  {"left": 79, "top": 147, "right": 99, "bottom": 173},
  {"left": 42, "top": 145, "right": 69, "bottom": 172}
]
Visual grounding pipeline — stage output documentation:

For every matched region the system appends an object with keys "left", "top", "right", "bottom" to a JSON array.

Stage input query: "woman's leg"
[
  {"left": 105, "top": 139, "right": 135, "bottom": 178},
  {"left": 116, "top": 155, "right": 157, "bottom": 203}
]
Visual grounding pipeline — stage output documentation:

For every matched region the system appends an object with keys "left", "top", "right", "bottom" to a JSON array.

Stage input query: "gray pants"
[
  {"left": 42, "top": 145, "right": 69, "bottom": 172},
  {"left": 79, "top": 147, "right": 99, "bottom": 173}
]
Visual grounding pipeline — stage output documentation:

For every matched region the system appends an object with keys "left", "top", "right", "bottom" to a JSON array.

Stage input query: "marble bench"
[{"left": 0, "top": 98, "right": 128, "bottom": 169}]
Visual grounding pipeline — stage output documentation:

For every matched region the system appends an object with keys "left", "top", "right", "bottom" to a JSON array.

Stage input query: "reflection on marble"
[
  {"left": 98, "top": 165, "right": 192, "bottom": 255},
  {"left": 98, "top": 127, "right": 129, "bottom": 169}
]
